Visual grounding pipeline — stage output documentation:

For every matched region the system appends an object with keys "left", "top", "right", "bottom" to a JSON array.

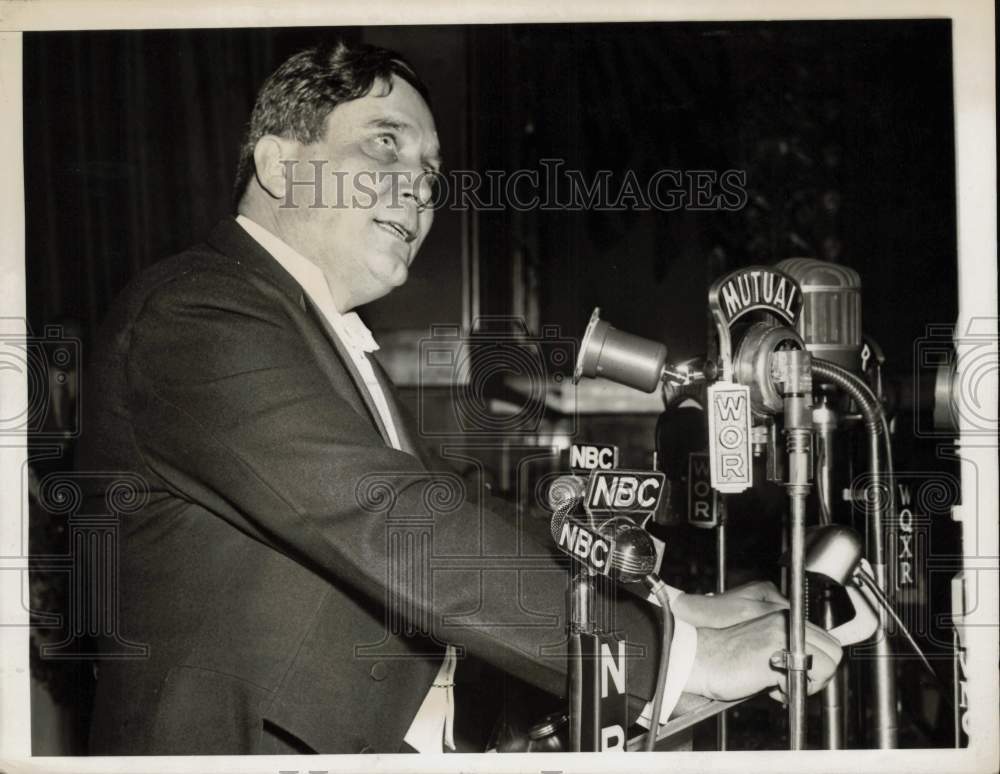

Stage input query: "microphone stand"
[
  {"left": 554, "top": 498, "right": 668, "bottom": 753},
  {"left": 773, "top": 349, "right": 814, "bottom": 750},
  {"left": 551, "top": 493, "right": 603, "bottom": 753},
  {"left": 813, "top": 394, "right": 847, "bottom": 749},
  {"left": 715, "top": 501, "right": 728, "bottom": 750},
  {"left": 567, "top": 564, "right": 595, "bottom": 752}
]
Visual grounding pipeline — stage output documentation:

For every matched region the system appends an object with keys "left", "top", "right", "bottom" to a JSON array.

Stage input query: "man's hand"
[
  {"left": 672, "top": 580, "right": 789, "bottom": 629},
  {"left": 683, "top": 611, "right": 843, "bottom": 702}
]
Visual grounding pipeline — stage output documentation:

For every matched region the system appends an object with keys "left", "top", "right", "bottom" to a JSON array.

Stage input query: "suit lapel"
[
  {"left": 206, "top": 217, "right": 396, "bottom": 450},
  {"left": 301, "top": 297, "right": 395, "bottom": 450},
  {"left": 368, "top": 356, "right": 421, "bottom": 459}
]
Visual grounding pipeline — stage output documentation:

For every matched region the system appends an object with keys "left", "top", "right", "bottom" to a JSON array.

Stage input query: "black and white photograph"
[{"left": 0, "top": 2, "right": 996, "bottom": 772}]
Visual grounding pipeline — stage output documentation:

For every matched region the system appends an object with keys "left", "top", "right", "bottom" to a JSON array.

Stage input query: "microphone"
[
  {"left": 601, "top": 518, "right": 659, "bottom": 584},
  {"left": 551, "top": 508, "right": 657, "bottom": 585},
  {"left": 546, "top": 474, "right": 588, "bottom": 512},
  {"left": 574, "top": 308, "right": 668, "bottom": 392},
  {"left": 776, "top": 258, "right": 863, "bottom": 373},
  {"left": 551, "top": 494, "right": 672, "bottom": 754}
]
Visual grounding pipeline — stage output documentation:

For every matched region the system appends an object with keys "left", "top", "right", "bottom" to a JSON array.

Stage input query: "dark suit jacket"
[{"left": 79, "top": 218, "right": 663, "bottom": 754}]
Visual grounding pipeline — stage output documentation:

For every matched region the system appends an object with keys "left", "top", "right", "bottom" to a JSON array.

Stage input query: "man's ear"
[{"left": 252, "top": 135, "right": 299, "bottom": 200}]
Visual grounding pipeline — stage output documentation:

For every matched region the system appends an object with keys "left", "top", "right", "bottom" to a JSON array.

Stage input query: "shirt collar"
[{"left": 235, "top": 215, "right": 379, "bottom": 354}]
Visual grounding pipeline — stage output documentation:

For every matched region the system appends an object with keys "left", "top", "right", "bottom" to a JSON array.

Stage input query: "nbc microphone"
[
  {"left": 550, "top": 510, "right": 659, "bottom": 584},
  {"left": 549, "top": 504, "right": 676, "bottom": 753},
  {"left": 546, "top": 474, "right": 588, "bottom": 512}
]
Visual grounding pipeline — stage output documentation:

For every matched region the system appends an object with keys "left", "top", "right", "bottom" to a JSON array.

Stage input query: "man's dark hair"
[{"left": 233, "top": 40, "right": 430, "bottom": 203}]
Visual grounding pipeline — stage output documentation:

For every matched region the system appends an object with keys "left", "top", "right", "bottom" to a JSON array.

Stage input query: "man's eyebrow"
[
  {"left": 365, "top": 118, "right": 412, "bottom": 132},
  {"left": 365, "top": 117, "right": 442, "bottom": 171}
]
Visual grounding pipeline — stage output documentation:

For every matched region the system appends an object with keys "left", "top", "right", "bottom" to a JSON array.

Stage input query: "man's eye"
[{"left": 364, "top": 134, "right": 399, "bottom": 160}]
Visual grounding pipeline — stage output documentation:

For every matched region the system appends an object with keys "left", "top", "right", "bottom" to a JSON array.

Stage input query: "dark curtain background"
[
  {"left": 469, "top": 21, "right": 957, "bottom": 372},
  {"left": 25, "top": 22, "right": 957, "bottom": 372},
  {"left": 23, "top": 27, "right": 361, "bottom": 345}
]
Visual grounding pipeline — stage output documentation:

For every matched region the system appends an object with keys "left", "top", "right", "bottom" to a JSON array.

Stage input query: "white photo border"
[{"left": 0, "top": 1, "right": 995, "bottom": 772}]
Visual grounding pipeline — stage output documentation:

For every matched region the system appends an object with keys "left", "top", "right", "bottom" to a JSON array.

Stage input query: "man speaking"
[{"left": 79, "top": 40, "right": 842, "bottom": 755}]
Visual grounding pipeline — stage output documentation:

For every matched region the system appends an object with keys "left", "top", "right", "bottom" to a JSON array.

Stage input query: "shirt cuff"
[
  {"left": 403, "top": 644, "right": 458, "bottom": 753},
  {"left": 635, "top": 596, "right": 698, "bottom": 728},
  {"left": 661, "top": 583, "right": 685, "bottom": 605}
]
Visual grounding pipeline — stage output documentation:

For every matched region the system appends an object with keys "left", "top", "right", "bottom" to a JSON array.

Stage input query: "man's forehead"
[
  {"left": 322, "top": 87, "right": 441, "bottom": 170},
  {"left": 329, "top": 78, "right": 437, "bottom": 136}
]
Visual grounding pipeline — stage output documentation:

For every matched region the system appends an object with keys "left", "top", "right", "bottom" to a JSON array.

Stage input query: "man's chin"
[
  {"left": 386, "top": 256, "right": 410, "bottom": 286},
  {"left": 367, "top": 256, "right": 410, "bottom": 298}
]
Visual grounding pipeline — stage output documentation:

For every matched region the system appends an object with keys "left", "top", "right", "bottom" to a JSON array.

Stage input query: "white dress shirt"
[{"left": 235, "top": 214, "right": 694, "bottom": 750}]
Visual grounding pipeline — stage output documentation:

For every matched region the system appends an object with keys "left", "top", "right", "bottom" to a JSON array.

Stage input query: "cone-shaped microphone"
[{"left": 574, "top": 308, "right": 668, "bottom": 393}]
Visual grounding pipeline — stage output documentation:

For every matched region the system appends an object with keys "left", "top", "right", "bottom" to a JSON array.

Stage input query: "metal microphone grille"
[
  {"left": 604, "top": 521, "right": 658, "bottom": 584},
  {"left": 548, "top": 475, "right": 586, "bottom": 544},
  {"left": 546, "top": 475, "right": 587, "bottom": 512},
  {"left": 550, "top": 499, "right": 575, "bottom": 545}
]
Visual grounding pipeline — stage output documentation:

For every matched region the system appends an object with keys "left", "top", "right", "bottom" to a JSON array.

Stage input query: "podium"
[{"left": 627, "top": 697, "right": 745, "bottom": 752}]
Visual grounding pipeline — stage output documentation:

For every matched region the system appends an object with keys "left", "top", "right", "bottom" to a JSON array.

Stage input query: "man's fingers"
[
  {"left": 767, "top": 649, "right": 839, "bottom": 701},
  {"left": 688, "top": 610, "right": 843, "bottom": 703},
  {"left": 675, "top": 581, "right": 791, "bottom": 631},
  {"left": 804, "top": 621, "right": 844, "bottom": 667},
  {"left": 762, "top": 615, "right": 843, "bottom": 702},
  {"left": 806, "top": 650, "right": 839, "bottom": 695},
  {"left": 755, "top": 600, "right": 789, "bottom": 616},
  {"left": 732, "top": 580, "right": 788, "bottom": 606}
]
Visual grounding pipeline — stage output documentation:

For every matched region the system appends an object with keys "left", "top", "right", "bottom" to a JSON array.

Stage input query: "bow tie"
[{"left": 340, "top": 312, "right": 380, "bottom": 353}]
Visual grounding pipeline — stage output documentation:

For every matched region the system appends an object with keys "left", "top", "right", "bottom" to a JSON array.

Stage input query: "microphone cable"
[{"left": 641, "top": 573, "right": 675, "bottom": 752}]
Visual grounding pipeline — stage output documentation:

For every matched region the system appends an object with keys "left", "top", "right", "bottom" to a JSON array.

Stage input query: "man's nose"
[
  {"left": 379, "top": 170, "right": 417, "bottom": 211},
  {"left": 387, "top": 170, "right": 435, "bottom": 214}
]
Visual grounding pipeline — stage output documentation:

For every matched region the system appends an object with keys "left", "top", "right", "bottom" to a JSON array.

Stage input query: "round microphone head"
[
  {"left": 546, "top": 475, "right": 587, "bottom": 511},
  {"left": 776, "top": 257, "right": 863, "bottom": 372},
  {"left": 601, "top": 519, "right": 658, "bottom": 584}
]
